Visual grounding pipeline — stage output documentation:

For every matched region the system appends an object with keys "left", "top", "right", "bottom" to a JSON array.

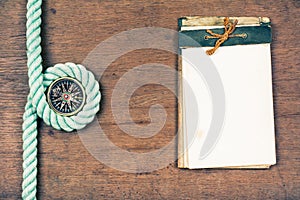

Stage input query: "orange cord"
[{"left": 206, "top": 17, "right": 240, "bottom": 55}]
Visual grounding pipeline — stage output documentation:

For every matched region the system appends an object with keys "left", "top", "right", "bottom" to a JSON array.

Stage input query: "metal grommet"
[{"left": 47, "top": 77, "right": 86, "bottom": 117}]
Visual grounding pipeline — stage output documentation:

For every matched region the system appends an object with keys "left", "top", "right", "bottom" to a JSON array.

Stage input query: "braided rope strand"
[
  {"left": 23, "top": 0, "right": 42, "bottom": 199},
  {"left": 23, "top": 1, "right": 101, "bottom": 199}
]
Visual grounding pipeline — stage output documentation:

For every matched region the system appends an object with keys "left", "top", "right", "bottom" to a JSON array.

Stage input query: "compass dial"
[{"left": 47, "top": 77, "right": 86, "bottom": 116}]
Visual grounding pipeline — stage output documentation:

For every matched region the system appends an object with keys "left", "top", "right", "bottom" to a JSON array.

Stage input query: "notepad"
[{"left": 178, "top": 17, "right": 276, "bottom": 169}]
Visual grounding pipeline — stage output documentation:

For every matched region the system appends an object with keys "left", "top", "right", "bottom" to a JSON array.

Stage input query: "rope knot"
[
  {"left": 23, "top": 1, "right": 101, "bottom": 199},
  {"left": 206, "top": 17, "right": 241, "bottom": 55}
]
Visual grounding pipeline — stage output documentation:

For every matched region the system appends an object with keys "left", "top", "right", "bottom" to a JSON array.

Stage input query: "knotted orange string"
[{"left": 206, "top": 17, "right": 243, "bottom": 55}]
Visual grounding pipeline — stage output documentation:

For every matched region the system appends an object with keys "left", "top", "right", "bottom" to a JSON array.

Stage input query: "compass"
[{"left": 47, "top": 77, "right": 86, "bottom": 116}]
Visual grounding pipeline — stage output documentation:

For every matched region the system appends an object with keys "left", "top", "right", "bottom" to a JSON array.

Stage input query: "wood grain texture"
[{"left": 0, "top": 0, "right": 299, "bottom": 199}]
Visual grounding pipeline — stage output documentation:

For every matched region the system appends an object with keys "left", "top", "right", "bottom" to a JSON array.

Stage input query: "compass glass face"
[{"left": 47, "top": 77, "right": 86, "bottom": 116}]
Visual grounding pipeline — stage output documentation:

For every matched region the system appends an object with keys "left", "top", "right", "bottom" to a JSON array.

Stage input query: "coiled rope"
[{"left": 22, "top": 0, "right": 101, "bottom": 199}]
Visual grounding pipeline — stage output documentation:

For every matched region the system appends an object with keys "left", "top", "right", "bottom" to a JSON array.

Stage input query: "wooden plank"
[{"left": 0, "top": 0, "right": 299, "bottom": 199}]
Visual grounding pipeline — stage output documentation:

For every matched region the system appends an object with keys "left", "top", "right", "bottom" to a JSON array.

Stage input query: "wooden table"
[{"left": 0, "top": 0, "right": 299, "bottom": 199}]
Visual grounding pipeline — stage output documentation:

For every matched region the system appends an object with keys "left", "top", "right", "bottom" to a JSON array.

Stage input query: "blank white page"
[{"left": 182, "top": 44, "right": 276, "bottom": 168}]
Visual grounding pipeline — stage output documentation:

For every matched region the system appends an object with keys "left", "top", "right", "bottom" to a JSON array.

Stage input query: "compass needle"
[
  {"left": 52, "top": 97, "right": 62, "bottom": 102},
  {"left": 67, "top": 101, "right": 72, "bottom": 110},
  {"left": 60, "top": 101, "right": 66, "bottom": 110},
  {"left": 68, "top": 83, "right": 74, "bottom": 93}
]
